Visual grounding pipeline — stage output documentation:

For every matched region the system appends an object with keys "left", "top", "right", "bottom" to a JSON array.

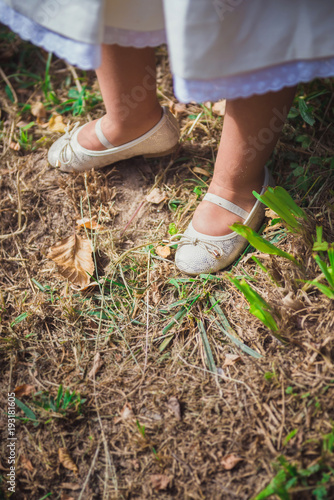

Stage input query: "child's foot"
[
  {"left": 191, "top": 174, "right": 265, "bottom": 236},
  {"left": 174, "top": 168, "right": 270, "bottom": 275},
  {"left": 77, "top": 107, "right": 163, "bottom": 150},
  {"left": 48, "top": 106, "right": 180, "bottom": 172}
]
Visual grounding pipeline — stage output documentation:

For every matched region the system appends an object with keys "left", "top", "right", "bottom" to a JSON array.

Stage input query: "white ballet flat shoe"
[
  {"left": 174, "top": 167, "right": 272, "bottom": 275},
  {"left": 48, "top": 106, "right": 180, "bottom": 173}
]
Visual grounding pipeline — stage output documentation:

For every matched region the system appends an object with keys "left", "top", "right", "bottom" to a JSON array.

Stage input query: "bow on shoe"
[
  {"left": 56, "top": 122, "right": 80, "bottom": 167},
  {"left": 167, "top": 234, "right": 224, "bottom": 259}
]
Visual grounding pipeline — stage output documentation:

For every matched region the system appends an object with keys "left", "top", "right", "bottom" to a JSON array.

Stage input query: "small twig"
[
  {"left": 183, "top": 111, "right": 203, "bottom": 138},
  {"left": 115, "top": 241, "right": 159, "bottom": 266},
  {"left": 14, "top": 240, "right": 35, "bottom": 294},
  {"left": 119, "top": 201, "right": 146, "bottom": 237},
  {"left": 1, "top": 120, "right": 15, "bottom": 157},
  {"left": 278, "top": 379, "right": 286, "bottom": 450},
  {"left": 65, "top": 63, "right": 83, "bottom": 94},
  {"left": 78, "top": 441, "right": 101, "bottom": 500},
  {"left": 0, "top": 67, "right": 18, "bottom": 104},
  {"left": 144, "top": 251, "right": 150, "bottom": 371},
  {"left": 0, "top": 213, "right": 27, "bottom": 240},
  {"left": 16, "top": 171, "right": 22, "bottom": 230}
]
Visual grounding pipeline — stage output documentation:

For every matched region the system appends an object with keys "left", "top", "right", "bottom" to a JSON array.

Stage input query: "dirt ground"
[{"left": 1, "top": 32, "right": 334, "bottom": 500}]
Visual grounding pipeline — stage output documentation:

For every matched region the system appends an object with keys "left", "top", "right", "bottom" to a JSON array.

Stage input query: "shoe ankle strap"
[
  {"left": 95, "top": 118, "right": 114, "bottom": 149},
  {"left": 203, "top": 193, "right": 249, "bottom": 219}
]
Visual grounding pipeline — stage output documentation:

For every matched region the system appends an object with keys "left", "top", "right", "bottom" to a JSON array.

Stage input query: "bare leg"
[
  {"left": 192, "top": 87, "right": 296, "bottom": 235},
  {"left": 78, "top": 44, "right": 162, "bottom": 150}
]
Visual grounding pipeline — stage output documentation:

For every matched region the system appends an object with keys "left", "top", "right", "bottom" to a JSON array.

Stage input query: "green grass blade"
[
  {"left": 252, "top": 469, "right": 290, "bottom": 500},
  {"left": 253, "top": 186, "right": 306, "bottom": 232},
  {"left": 159, "top": 335, "right": 174, "bottom": 352},
  {"left": 209, "top": 297, "right": 236, "bottom": 334},
  {"left": 230, "top": 223, "right": 299, "bottom": 265},
  {"left": 162, "top": 294, "right": 200, "bottom": 335},
  {"left": 15, "top": 398, "right": 38, "bottom": 424},
  {"left": 266, "top": 186, "right": 306, "bottom": 219},
  {"left": 159, "top": 295, "right": 198, "bottom": 313},
  {"left": 313, "top": 227, "right": 329, "bottom": 252},
  {"left": 328, "top": 247, "right": 334, "bottom": 274},
  {"left": 56, "top": 385, "right": 63, "bottom": 410},
  {"left": 162, "top": 306, "right": 188, "bottom": 335},
  {"left": 159, "top": 301, "right": 196, "bottom": 352},
  {"left": 307, "top": 281, "right": 334, "bottom": 299},
  {"left": 314, "top": 254, "right": 334, "bottom": 289},
  {"left": 215, "top": 320, "right": 262, "bottom": 358},
  {"left": 198, "top": 320, "right": 217, "bottom": 373},
  {"left": 298, "top": 97, "right": 315, "bottom": 126},
  {"left": 10, "top": 312, "right": 28, "bottom": 327},
  {"left": 209, "top": 296, "right": 262, "bottom": 358},
  {"left": 31, "top": 278, "right": 46, "bottom": 292},
  {"left": 37, "top": 494, "right": 53, "bottom": 500},
  {"left": 49, "top": 397, "right": 56, "bottom": 412},
  {"left": 227, "top": 276, "right": 285, "bottom": 341}
]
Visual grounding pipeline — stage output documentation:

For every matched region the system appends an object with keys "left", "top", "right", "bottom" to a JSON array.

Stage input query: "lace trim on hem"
[
  {"left": 103, "top": 26, "right": 166, "bottom": 47},
  {"left": 174, "top": 58, "right": 334, "bottom": 102},
  {"left": 0, "top": 0, "right": 101, "bottom": 70}
]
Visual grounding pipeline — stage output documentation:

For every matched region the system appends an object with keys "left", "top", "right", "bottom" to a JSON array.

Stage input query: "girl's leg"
[
  {"left": 78, "top": 44, "right": 162, "bottom": 150},
  {"left": 192, "top": 87, "right": 296, "bottom": 236}
]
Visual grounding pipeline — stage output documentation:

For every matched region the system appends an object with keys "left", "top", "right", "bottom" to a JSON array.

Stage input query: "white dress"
[{"left": 1, "top": 0, "right": 334, "bottom": 102}]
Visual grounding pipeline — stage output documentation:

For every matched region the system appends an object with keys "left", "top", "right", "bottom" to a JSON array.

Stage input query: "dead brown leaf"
[
  {"left": 48, "top": 115, "right": 67, "bottom": 133},
  {"left": 282, "top": 292, "right": 304, "bottom": 311},
  {"left": 221, "top": 454, "right": 243, "bottom": 470},
  {"left": 193, "top": 166, "right": 211, "bottom": 177},
  {"left": 88, "top": 352, "right": 104, "bottom": 379},
  {"left": 173, "top": 102, "right": 187, "bottom": 114},
  {"left": 47, "top": 233, "right": 94, "bottom": 288},
  {"left": 58, "top": 448, "right": 78, "bottom": 475},
  {"left": 265, "top": 208, "right": 279, "bottom": 220},
  {"left": 150, "top": 283, "right": 161, "bottom": 305},
  {"left": 9, "top": 141, "right": 20, "bottom": 151},
  {"left": 212, "top": 100, "right": 226, "bottom": 116},
  {"left": 76, "top": 217, "right": 105, "bottom": 231},
  {"left": 223, "top": 354, "right": 242, "bottom": 367},
  {"left": 14, "top": 384, "right": 35, "bottom": 397},
  {"left": 146, "top": 188, "right": 167, "bottom": 204},
  {"left": 61, "top": 494, "right": 75, "bottom": 500},
  {"left": 31, "top": 101, "right": 46, "bottom": 119},
  {"left": 156, "top": 245, "right": 171, "bottom": 259},
  {"left": 131, "top": 459, "right": 140, "bottom": 470},
  {"left": 120, "top": 403, "right": 134, "bottom": 420},
  {"left": 20, "top": 455, "right": 34, "bottom": 472},
  {"left": 60, "top": 483, "right": 81, "bottom": 491},
  {"left": 167, "top": 397, "right": 181, "bottom": 420},
  {"left": 150, "top": 474, "right": 170, "bottom": 490},
  {"left": 16, "top": 120, "right": 29, "bottom": 128},
  {"left": 79, "top": 281, "right": 100, "bottom": 293}
]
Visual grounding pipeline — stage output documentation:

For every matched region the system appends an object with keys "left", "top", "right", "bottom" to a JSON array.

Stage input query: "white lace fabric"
[
  {"left": 0, "top": 0, "right": 101, "bottom": 70},
  {"left": 104, "top": 25, "right": 166, "bottom": 47},
  {"left": 174, "top": 58, "right": 334, "bottom": 102},
  {"left": 1, "top": 0, "right": 334, "bottom": 100}
]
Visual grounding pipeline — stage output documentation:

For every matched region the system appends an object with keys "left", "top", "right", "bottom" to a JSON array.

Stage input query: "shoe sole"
[{"left": 143, "top": 145, "right": 178, "bottom": 158}]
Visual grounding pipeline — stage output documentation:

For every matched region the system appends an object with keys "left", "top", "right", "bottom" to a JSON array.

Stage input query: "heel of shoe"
[{"left": 143, "top": 145, "right": 178, "bottom": 159}]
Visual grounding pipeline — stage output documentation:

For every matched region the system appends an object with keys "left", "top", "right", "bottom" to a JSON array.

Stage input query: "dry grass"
[{"left": 1, "top": 31, "right": 334, "bottom": 500}]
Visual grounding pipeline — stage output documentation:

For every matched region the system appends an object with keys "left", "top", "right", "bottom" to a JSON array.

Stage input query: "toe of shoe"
[
  {"left": 47, "top": 141, "right": 61, "bottom": 168},
  {"left": 175, "top": 245, "right": 219, "bottom": 275}
]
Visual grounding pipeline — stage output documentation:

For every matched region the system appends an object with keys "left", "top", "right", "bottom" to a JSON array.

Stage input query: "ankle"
[
  {"left": 102, "top": 103, "right": 162, "bottom": 146},
  {"left": 209, "top": 171, "right": 265, "bottom": 209}
]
